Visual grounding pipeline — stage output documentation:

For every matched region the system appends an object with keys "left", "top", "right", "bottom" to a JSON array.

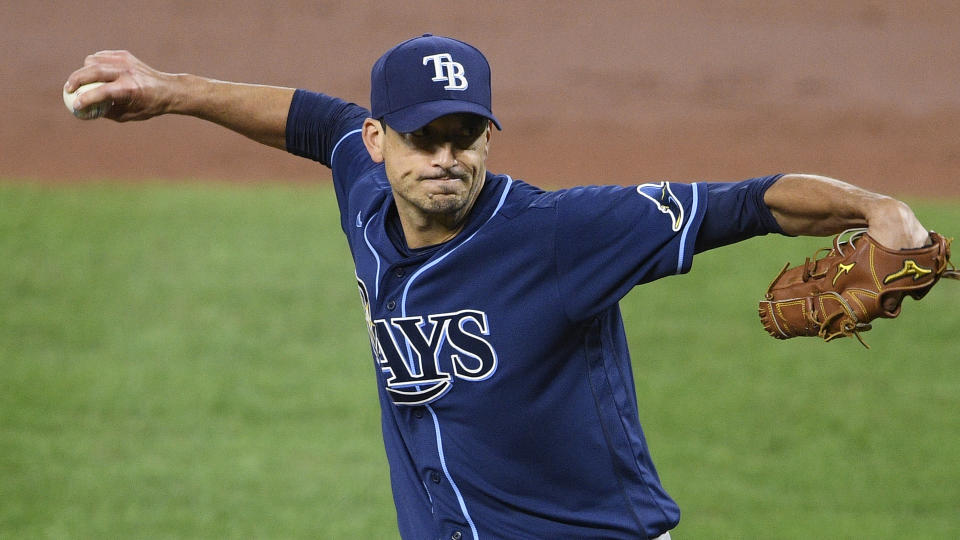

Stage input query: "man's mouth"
[
  {"left": 420, "top": 175, "right": 466, "bottom": 196},
  {"left": 421, "top": 173, "right": 465, "bottom": 182},
  {"left": 421, "top": 166, "right": 467, "bottom": 182}
]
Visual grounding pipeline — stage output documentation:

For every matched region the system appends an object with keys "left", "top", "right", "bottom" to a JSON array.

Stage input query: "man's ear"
[
  {"left": 361, "top": 118, "right": 385, "bottom": 163},
  {"left": 484, "top": 120, "right": 493, "bottom": 153}
]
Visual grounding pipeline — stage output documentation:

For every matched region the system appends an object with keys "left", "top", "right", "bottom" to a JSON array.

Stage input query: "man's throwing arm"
[{"left": 64, "top": 50, "right": 295, "bottom": 150}]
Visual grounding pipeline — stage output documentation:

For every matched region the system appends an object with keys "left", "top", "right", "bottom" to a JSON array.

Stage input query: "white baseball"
[{"left": 63, "top": 82, "right": 111, "bottom": 120}]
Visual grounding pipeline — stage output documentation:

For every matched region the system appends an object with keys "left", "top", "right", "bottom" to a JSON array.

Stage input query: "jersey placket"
[{"left": 377, "top": 253, "right": 476, "bottom": 539}]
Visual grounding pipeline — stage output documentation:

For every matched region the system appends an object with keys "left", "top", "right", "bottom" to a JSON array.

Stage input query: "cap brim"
[{"left": 383, "top": 100, "right": 501, "bottom": 132}]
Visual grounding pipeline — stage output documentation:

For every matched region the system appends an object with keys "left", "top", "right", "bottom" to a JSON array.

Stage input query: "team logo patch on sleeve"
[{"left": 637, "top": 181, "right": 685, "bottom": 232}]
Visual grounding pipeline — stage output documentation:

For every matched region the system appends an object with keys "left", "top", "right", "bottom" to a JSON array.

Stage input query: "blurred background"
[
  {"left": 2, "top": 2, "right": 959, "bottom": 538},
  {"left": 3, "top": 0, "right": 960, "bottom": 195}
]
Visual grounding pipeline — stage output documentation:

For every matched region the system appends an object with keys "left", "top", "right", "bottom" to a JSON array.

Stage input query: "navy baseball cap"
[{"left": 371, "top": 34, "right": 501, "bottom": 133}]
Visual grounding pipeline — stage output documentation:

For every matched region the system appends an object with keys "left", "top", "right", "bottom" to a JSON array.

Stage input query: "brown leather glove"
[{"left": 759, "top": 230, "right": 958, "bottom": 347}]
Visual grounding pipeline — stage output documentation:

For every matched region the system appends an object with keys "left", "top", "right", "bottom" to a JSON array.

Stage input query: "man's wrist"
[
  {"left": 167, "top": 73, "right": 210, "bottom": 117},
  {"left": 864, "top": 197, "right": 929, "bottom": 249}
]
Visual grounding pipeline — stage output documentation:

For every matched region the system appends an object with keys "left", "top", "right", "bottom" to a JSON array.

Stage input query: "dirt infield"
[{"left": 3, "top": 1, "right": 959, "bottom": 196}]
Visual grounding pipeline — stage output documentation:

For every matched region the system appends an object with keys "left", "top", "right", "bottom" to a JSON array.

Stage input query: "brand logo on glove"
[
  {"left": 883, "top": 259, "right": 932, "bottom": 284},
  {"left": 833, "top": 262, "right": 856, "bottom": 285}
]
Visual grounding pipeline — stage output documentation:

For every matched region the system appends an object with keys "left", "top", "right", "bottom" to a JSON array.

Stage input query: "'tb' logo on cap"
[{"left": 423, "top": 53, "right": 468, "bottom": 90}]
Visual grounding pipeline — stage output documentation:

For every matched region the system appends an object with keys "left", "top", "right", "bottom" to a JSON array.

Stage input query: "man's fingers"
[
  {"left": 65, "top": 51, "right": 149, "bottom": 113},
  {"left": 67, "top": 51, "right": 140, "bottom": 92},
  {"left": 65, "top": 50, "right": 172, "bottom": 122},
  {"left": 82, "top": 50, "right": 133, "bottom": 67},
  {"left": 70, "top": 82, "right": 115, "bottom": 112},
  {"left": 64, "top": 64, "right": 119, "bottom": 94}
]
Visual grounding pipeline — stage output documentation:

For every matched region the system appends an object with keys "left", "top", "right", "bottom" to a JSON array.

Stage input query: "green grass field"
[{"left": 2, "top": 182, "right": 958, "bottom": 538}]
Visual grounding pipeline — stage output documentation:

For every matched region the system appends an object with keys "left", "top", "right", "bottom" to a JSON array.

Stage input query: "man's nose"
[{"left": 431, "top": 142, "right": 457, "bottom": 169}]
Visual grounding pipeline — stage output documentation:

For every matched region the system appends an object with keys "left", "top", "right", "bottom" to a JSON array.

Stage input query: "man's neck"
[{"left": 396, "top": 209, "right": 469, "bottom": 249}]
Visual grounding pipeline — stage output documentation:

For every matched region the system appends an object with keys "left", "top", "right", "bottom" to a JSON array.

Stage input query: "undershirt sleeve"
[
  {"left": 284, "top": 90, "right": 378, "bottom": 223},
  {"left": 694, "top": 174, "right": 786, "bottom": 253},
  {"left": 284, "top": 89, "right": 369, "bottom": 167}
]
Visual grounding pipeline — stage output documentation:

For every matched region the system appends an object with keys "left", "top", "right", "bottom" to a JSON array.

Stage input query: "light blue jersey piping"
[
  {"left": 398, "top": 175, "right": 514, "bottom": 540},
  {"left": 329, "top": 129, "right": 362, "bottom": 170},
  {"left": 676, "top": 183, "right": 700, "bottom": 274},
  {"left": 363, "top": 219, "right": 382, "bottom": 300}
]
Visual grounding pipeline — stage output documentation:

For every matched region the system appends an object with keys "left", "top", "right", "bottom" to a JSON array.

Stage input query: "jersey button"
[
  {"left": 386, "top": 300, "right": 397, "bottom": 311},
  {"left": 394, "top": 267, "right": 406, "bottom": 278},
  {"left": 413, "top": 407, "right": 424, "bottom": 419},
  {"left": 430, "top": 471, "right": 442, "bottom": 484},
  {"left": 451, "top": 532, "right": 463, "bottom": 540}
]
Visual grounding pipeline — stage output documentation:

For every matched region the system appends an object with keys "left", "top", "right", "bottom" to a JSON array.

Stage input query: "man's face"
[{"left": 367, "top": 113, "right": 492, "bottom": 225}]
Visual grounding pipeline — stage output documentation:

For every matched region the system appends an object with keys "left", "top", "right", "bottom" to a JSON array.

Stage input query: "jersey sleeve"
[
  {"left": 285, "top": 89, "right": 379, "bottom": 228},
  {"left": 555, "top": 182, "right": 708, "bottom": 322},
  {"left": 694, "top": 174, "right": 785, "bottom": 253},
  {"left": 285, "top": 89, "right": 368, "bottom": 166}
]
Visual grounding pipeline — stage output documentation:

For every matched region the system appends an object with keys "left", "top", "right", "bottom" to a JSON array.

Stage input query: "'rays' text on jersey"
[{"left": 358, "top": 278, "right": 498, "bottom": 406}]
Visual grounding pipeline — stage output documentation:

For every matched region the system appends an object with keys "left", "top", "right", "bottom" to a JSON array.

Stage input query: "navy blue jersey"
[{"left": 287, "top": 89, "right": 781, "bottom": 539}]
